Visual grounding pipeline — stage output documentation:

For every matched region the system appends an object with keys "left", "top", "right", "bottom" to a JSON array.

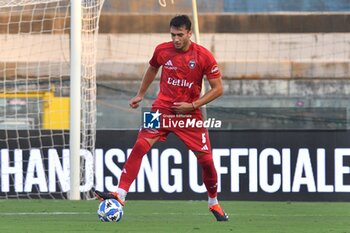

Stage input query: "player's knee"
[
  {"left": 195, "top": 151, "right": 213, "bottom": 165},
  {"left": 143, "top": 136, "right": 159, "bottom": 147},
  {"left": 134, "top": 137, "right": 151, "bottom": 150}
]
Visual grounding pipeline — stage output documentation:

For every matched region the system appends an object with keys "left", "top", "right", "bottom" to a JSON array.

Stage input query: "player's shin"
[
  {"left": 196, "top": 153, "right": 218, "bottom": 198},
  {"left": 118, "top": 137, "right": 151, "bottom": 192}
]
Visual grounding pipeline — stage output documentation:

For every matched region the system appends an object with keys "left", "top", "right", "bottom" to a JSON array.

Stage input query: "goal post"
[
  {"left": 70, "top": 0, "right": 82, "bottom": 200},
  {"left": 0, "top": 0, "right": 104, "bottom": 199}
]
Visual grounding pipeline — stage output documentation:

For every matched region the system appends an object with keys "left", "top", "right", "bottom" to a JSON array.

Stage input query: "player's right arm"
[{"left": 129, "top": 65, "right": 159, "bottom": 108}]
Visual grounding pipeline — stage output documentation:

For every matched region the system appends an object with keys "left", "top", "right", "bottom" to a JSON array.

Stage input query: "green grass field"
[{"left": 0, "top": 200, "right": 349, "bottom": 233}]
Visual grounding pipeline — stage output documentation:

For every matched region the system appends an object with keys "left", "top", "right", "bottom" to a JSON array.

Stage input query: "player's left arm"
[
  {"left": 172, "top": 77, "right": 223, "bottom": 113},
  {"left": 192, "top": 77, "right": 223, "bottom": 109}
]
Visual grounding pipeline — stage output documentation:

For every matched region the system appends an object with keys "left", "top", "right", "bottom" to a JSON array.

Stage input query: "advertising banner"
[
  {"left": 0, "top": 130, "right": 349, "bottom": 201},
  {"left": 95, "top": 130, "right": 350, "bottom": 201}
]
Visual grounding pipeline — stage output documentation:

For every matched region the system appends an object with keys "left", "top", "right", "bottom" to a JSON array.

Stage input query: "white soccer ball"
[{"left": 97, "top": 199, "right": 123, "bottom": 222}]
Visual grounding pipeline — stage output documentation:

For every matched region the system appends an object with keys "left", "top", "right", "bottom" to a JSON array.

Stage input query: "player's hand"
[
  {"left": 129, "top": 95, "right": 143, "bottom": 108},
  {"left": 171, "top": 102, "right": 195, "bottom": 113}
]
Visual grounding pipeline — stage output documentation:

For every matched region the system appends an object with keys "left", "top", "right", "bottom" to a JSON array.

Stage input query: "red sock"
[
  {"left": 118, "top": 137, "right": 151, "bottom": 192},
  {"left": 197, "top": 153, "right": 218, "bottom": 198}
]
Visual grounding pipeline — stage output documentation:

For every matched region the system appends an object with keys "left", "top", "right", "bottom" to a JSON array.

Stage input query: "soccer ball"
[{"left": 97, "top": 199, "right": 123, "bottom": 222}]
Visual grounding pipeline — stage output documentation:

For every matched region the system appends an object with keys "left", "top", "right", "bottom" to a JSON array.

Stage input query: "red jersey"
[{"left": 149, "top": 41, "right": 221, "bottom": 109}]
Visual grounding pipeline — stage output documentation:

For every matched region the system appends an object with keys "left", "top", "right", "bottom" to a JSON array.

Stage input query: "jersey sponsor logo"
[
  {"left": 164, "top": 59, "right": 177, "bottom": 70},
  {"left": 167, "top": 77, "right": 194, "bottom": 88},
  {"left": 211, "top": 64, "right": 219, "bottom": 74},
  {"left": 188, "top": 60, "right": 196, "bottom": 69}
]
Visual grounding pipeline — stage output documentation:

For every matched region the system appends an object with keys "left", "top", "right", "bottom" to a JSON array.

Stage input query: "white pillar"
[{"left": 69, "top": 0, "right": 82, "bottom": 200}]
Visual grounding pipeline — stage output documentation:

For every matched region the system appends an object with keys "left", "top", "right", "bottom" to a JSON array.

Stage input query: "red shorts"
[{"left": 139, "top": 107, "right": 212, "bottom": 153}]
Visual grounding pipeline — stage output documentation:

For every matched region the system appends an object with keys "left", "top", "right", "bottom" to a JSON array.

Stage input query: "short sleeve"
[
  {"left": 203, "top": 52, "right": 221, "bottom": 79},
  {"left": 149, "top": 45, "right": 161, "bottom": 68}
]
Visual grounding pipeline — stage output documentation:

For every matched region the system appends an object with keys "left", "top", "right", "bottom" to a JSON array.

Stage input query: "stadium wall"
[
  {"left": 1, "top": 13, "right": 349, "bottom": 81},
  {"left": 2, "top": 13, "right": 348, "bottom": 129},
  {"left": 98, "top": 13, "right": 350, "bottom": 33},
  {"left": 102, "top": 0, "right": 350, "bottom": 13}
]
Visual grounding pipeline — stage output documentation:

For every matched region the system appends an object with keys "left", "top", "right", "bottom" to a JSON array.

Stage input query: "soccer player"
[{"left": 95, "top": 14, "right": 228, "bottom": 221}]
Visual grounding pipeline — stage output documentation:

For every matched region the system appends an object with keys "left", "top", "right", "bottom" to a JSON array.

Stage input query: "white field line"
[
  {"left": 0, "top": 212, "right": 92, "bottom": 215},
  {"left": 0, "top": 212, "right": 348, "bottom": 217}
]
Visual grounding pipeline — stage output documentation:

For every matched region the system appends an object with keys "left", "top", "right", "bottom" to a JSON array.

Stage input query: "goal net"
[{"left": 0, "top": 0, "right": 104, "bottom": 199}]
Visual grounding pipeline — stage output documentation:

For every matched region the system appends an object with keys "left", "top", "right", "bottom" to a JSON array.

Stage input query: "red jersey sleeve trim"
[
  {"left": 206, "top": 64, "right": 221, "bottom": 79},
  {"left": 196, "top": 44, "right": 221, "bottom": 79}
]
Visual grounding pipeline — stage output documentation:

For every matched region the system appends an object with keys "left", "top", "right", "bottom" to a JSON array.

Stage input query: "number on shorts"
[{"left": 202, "top": 133, "right": 206, "bottom": 144}]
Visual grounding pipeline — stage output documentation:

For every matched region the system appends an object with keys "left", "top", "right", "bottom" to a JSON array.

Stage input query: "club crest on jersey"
[{"left": 188, "top": 60, "right": 196, "bottom": 69}]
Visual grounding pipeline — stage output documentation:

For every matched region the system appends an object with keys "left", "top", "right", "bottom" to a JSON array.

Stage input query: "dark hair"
[{"left": 169, "top": 15, "right": 192, "bottom": 31}]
